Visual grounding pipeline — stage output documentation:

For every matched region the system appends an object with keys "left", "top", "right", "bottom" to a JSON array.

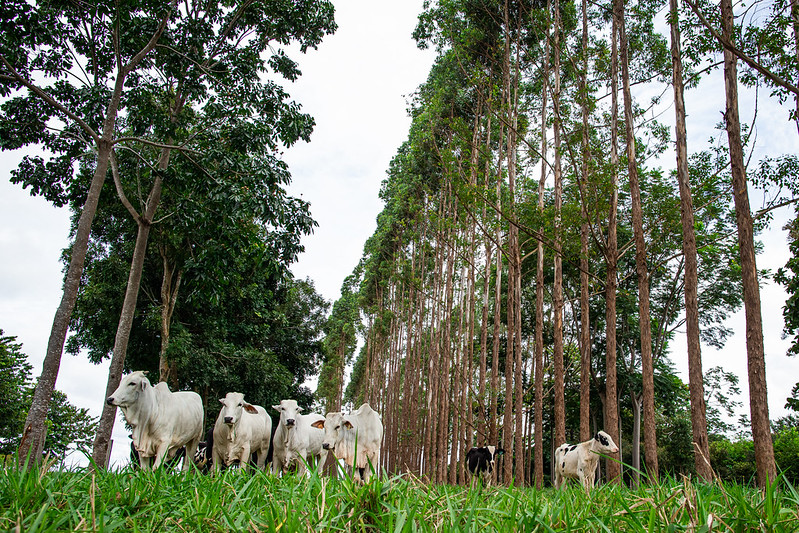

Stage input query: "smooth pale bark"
[
  {"left": 579, "top": 0, "right": 592, "bottom": 443},
  {"left": 720, "top": 0, "right": 777, "bottom": 487},
  {"left": 534, "top": 25, "right": 549, "bottom": 488},
  {"left": 605, "top": 3, "right": 622, "bottom": 483},
  {"left": 552, "top": 0, "right": 566, "bottom": 451},
  {"left": 617, "top": 0, "right": 657, "bottom": 483},
  {"left": 670, "top": 0, "right": 709, "bottom": 482}
]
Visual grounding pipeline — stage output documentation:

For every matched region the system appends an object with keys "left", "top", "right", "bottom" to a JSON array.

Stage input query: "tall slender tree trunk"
[
  {"left": 534, "top": 9, "right": 550, "bottom": 488},
  {"left": 670, "top": 0, "right": 708, "bottom": 482},
  {"left": 92, "top": 165, "right": 167, "bottom": 468},
  {"left": 479, "top": 114, "right": 494, "bottom": 446},
  {"left": 720, "top": 0, "right": 777, "bottom": 487},
  {"left": 552, "top": 0, "right": 566, "bottom": 451},
  {"left": 617, "top": 0, "right": 657, "bottom": 482},
  {"left": 579, "top": 0, "right": 592, "bottom": 439},
  {"left": 158, "top": 248, "right": 182, "bottom": 387},
  {"left": 18, "top": 143, "right": 112, "bottom": 465},
  {"left": 604, "top": 5, "right": 622, "bottom": 483}
]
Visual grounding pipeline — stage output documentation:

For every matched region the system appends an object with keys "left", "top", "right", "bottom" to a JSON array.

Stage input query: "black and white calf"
[
  {"left": 553, "top": 431, "right": 619, "bottom": 490},
  {"left": 465, "top": 445, "right": 504, "bottom": 485}
]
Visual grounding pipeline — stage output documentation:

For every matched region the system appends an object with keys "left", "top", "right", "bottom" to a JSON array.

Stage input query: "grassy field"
[{"left": 1, "top": 461, "right": 798, "bottom": 532}]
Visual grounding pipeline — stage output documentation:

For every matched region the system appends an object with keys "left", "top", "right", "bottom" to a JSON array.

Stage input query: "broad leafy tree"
[{"left": 1, "top": 0, "right": 335, "bottom": 466}]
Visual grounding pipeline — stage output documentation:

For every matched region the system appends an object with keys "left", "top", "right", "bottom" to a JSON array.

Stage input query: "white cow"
[
  {"left": 271, "top": 399, "right": 328, "bottom": 476},
  {"left": 212, "top": 392, "right": 272, "bottom": 471},
  {"left": 553, "top": 431, "right": 619, "bottom": 490},
  {"left": 311, "top": 403, "right": 383, "bottom": 482},
  {"left": 107, "top": 371, "right": 203, "bottom": 471}
]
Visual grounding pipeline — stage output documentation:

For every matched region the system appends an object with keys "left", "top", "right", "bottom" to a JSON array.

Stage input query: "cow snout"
[
  {"left": 224, "top": 416, "right": 233, "bottom": 424},
  {"left": 286, "top": 419, "right": 295, "bottom": 427},
  {"left": 106, "top": 397, "right": 115, "bottom": 406},
  {"left": 322, "top": 442, "right": 330, "bottom": 450}
]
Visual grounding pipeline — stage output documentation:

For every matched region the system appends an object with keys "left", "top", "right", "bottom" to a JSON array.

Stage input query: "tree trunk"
[
  {"left": 92, "top": 171, "right": 166, "bottom": 468},
  {"left": 720, "top": 0, "right": 777, "bottom": 488},
  {"left": 604, "top": 3, "right": 622, "bottom": 483},
  {"left": 158, "top": 248, "right": 182, "bottom": 387},
  {"left": 670, "top": 0, "right": 709, "bottom": 482},
  {"left": 631, "top": 391, "right": 642, "bottom": 488},
  {"left": 552, "top": 0, "right": 566, "bottom": 453},
  {"left": 578, "top": 0, "right": 592, "bottom": 447},
  {"left": 534, "top": 9, "right": 550, "bottom": 488},
  {"left": 18, "top": 142, "right": 111, "bottom": 465},
  {"left": 617, "top": 0, "right": 658, "bottom": 483}
]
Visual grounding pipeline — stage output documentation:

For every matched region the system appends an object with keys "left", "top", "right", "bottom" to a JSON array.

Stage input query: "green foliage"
[
  {"left": 0, "top": 331, "right": 96, "bottom": 458},
  {"left": 1, "top": 466, "right": 798, "bottom": 531}
]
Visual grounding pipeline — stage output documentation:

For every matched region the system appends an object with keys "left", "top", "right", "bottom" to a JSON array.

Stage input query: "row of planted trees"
[{"left": 318, "top": 0, "right": 798, "bottom": 488}]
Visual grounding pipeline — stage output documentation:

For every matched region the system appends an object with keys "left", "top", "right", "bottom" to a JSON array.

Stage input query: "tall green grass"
[{"left": 1, "top": 462, "right": 797, "bottom": 532}]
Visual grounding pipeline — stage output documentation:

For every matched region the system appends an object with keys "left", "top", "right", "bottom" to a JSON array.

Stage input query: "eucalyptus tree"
[
  {"left": 318, "top": 269, "right": 363, "bottom": 412},
  {"left": 719, "top": 0, "right": 777, "bottom": 487},
  {"left": 669, "top": 0, "right": 711, "bottom": 482}
]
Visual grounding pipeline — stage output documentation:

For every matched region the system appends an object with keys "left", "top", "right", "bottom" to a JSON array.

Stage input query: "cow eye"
[
  {"left": 334, "top": 425, "right": 340, "bottom": 430},
  {"left": 238, "top": 403, "right": 242, "bottom": 407}
]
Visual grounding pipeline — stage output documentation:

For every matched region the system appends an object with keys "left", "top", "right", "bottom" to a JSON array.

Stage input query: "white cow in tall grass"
[
  {"left": 553, "top": 431, "right": 619, "bottom": 490},
  {"left": 271, "top": 399, "right": 327, "bottom": 476},
  {"left": 312, "top": 403, "right": 383, "bottom": 482},
  {"left": 107, "top": 371, "right": 203, "bottom": 471},
  {"left": 212, "top": 392, "right": 271, "bottom": 471}
]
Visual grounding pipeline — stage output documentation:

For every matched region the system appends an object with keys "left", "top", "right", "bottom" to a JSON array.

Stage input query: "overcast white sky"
[{"left": 1, "top": 1, "right": 798, "bottom": 468}]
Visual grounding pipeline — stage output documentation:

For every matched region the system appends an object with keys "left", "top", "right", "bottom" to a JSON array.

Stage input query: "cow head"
[
  {"left": 273, "top": 399, "right": 303, "bottom": 428},
  {"left": 219, "top": 392, "right": 257, "bottom": 426},
  {"left": 594, "top": 431, "right": 619, "bottom": 454},
  {"left": 107, "top": 371, "right": 150, "bottom": 407},
  {"left": 311, "top": 412, "right": 353, "bottom": 451}
]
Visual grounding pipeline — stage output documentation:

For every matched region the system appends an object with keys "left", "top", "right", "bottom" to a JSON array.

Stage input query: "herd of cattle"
[{"left": 108, "top": 371, "right": 619, "bottom": 489}]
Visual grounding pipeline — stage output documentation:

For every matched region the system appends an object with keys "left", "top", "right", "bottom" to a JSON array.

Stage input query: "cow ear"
[
  {"left": 297, "top": 406, "right": 304, "bottom": 413},
  {"left": 310, "top": 420, "right": 325, "bottom": 430},
  {"left": 140, "top": 380, "right": 147, "bottom": 391},
  {"left": 272, "top": 405, "right": 280, "bottom": 412},
  {"left": 243, "top": 403, "right": 258, "bottom": 414},
  {"left": 219, "top": 398, "right": 225, "bottom": 404},
  {"left": 343, "top": 420, "right": 354, "bottom": 430}
]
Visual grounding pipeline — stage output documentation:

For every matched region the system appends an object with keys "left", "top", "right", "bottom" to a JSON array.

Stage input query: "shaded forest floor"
[{"left": 1, "top": 461, "right": 798, "bottom": 532}]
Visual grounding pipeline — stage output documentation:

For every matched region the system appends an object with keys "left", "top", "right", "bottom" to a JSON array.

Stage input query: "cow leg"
[
  {"left": 298, "top": 452, "right": 309, "bottom": 477},
  {"left": 213, "top": 446, "right": 225, "bottom": 473},
  {"left": 152, "top": 442, "right": 171, "bottom": 470},
  {"left": 184, "top": 440, "right": 199, "bottom": 472},
  {"left": 239, "top": 444, "right": 252, "bottom": 471},
  {"left": 272, "top": 452, "right": 282, "bottom": 475},
  {"left": 317, "top": 449, "right": 329, "bottom": 476},
  {"left": 256, "top": 446, "right": 266, "bottom": 470}
]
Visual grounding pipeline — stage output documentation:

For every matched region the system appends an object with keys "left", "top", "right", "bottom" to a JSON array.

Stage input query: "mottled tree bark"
[
  {"left": 721, "top": 0, "right": 777, "bottom": 487},
  {"left": 670, "top": 0, "right": 707, "bottom": 482}
]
